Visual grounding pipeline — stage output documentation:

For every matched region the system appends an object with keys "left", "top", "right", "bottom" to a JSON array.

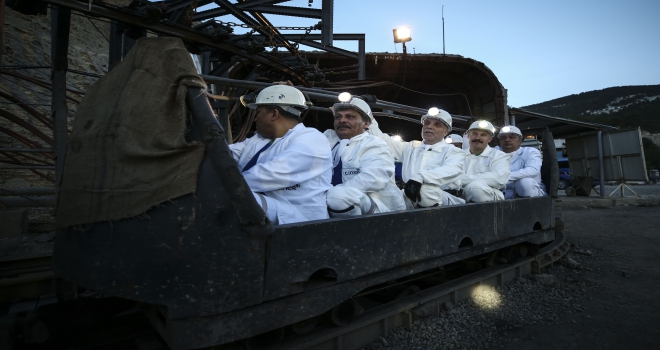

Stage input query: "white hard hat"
[
  {"left": 446, "top": 134, "right": 463, "bottom": 144},
  {"left": 331, "top": 92, "right": 373, "bottom": 122},
  {"left": 498, "top": 125, "right": 523, "bottom": 138},
  {"left": 420, "top": 107, "right": 452, "bottom": 131},
  {"left": 467, "top": 120, "right": 496, "bottom": 135},
  {"left": 247, "top": 85, "right": 307, "bottom": 117}
]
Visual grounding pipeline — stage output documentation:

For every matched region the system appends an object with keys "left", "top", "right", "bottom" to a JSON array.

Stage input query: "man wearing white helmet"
[
  {"left": 498, "top": 125, "right": 546, "bottom": 199},
  {"left": 370, "top": 107, "right": 465, "bottom": 208},
  {"left": 460, "top": 120, "right": 511, "bottom": 202},
  {"left": 230, "top": 85, "right": 332, "bottom": 225},
  {"left": 446, "top": 134, "right": 464, "bottom": 149},
  {"left": 323, "top": 93, "right": 405, "bottom": 217}
]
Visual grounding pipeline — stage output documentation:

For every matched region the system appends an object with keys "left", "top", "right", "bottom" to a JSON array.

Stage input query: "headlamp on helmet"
[
  {"left": 420, "top": 107, "right": 452, "bottom": 131},
  {"left": 331, "top": 92, "right": 373, "bottom": 123}
]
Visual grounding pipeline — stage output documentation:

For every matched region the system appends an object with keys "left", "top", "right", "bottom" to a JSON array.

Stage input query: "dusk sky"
[{"left": 207, "top": 0, "right": 660, "bottom": 107}]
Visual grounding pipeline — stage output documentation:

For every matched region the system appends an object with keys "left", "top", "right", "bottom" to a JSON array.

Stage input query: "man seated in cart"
[
  {"left": 445, "top": 134, "right": 464, "bottom": 149},
  {"left": 322, "top": 93, "right": 406, "bottom": 217},
  {"left": 460, "top": 120, "right": 511, "bottom": 202},
  {"left": 497, "top": 125, "right": 547, "bottom": 199},
  {"left": 230, "top": 85, "right": 333, "bottom": 225},
  {"left": 369, "top": 106, "right": 465, "bottom": 208}
]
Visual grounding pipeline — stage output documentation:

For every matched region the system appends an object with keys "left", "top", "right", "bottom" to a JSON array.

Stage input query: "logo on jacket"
[
  {"left": 343, "top": 168, "right": 361, "bottom": 176},
  {"left": 277, "top": 183, "right": 301, "bottom": 191}
]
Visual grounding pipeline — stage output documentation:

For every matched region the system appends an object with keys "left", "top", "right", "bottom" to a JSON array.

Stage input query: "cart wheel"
[{"left": 565, "top": 187, "right": 576, "bottom": 197}]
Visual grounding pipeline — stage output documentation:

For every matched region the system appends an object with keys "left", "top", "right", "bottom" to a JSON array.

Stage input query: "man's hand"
[{"left": 403, "top": 180, "right": 422, "bottom": 202}]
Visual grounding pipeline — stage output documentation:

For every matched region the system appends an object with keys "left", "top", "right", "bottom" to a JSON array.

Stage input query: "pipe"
[{"left": 199, "top": 75, "right": 470, "bottom": 121}]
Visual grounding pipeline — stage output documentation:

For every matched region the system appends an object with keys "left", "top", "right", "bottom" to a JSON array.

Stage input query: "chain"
[
  {"left": 215, "top": 20, "right": 319, "bottom": 31},
  {"left": 184, "top": 0, "right": 198, "bottom": 27}
]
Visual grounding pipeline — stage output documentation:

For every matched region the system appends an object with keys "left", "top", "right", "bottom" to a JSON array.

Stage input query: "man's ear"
[
  {"left": 270, "top": 108, "right": 280, "bottom": 121},
  {"left": 364, "top": 120, "right": 371, "bottom": 129}
]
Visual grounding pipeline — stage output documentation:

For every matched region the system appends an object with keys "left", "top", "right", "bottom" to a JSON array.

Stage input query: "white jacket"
[
  {"left": 368, "top": 120, "right": 464, "bottom": 191},
  {"left": 230, "top": 124, "right": 332, "bottom": 224},
  {"left": 461, "top": 145, "right": 510, "bottom": 189},
  {"left": 505, "top": 147, "right": 546, "bottom": 192},
  {"left": 323, "top": 129, "right": 406, "bottom": 212}
]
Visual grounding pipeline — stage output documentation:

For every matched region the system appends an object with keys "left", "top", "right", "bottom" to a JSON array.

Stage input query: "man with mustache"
[
  {"left": 323, "top": 94, "right": 405, "bottom": 217},
  {"left": 369, "top": 107, "right": 465, "bottom": 208},
  {"left": 230, "top": 85, "right": 332, "bottom": 224},
  {"left": 460, "top": 120, "right": 511, "bottom": 202},
  {"left": 498, "top": 125, "right": 546, "bottom": 199}
]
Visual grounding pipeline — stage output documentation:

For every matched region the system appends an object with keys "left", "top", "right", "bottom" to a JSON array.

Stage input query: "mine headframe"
[{"left": 21, "top": 0, "right": 365, "bottom": 85}]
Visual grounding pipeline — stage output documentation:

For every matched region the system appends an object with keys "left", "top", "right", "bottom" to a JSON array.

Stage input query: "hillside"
[{"left": 522, "top": 85, "right": 660, "bottom": 133}]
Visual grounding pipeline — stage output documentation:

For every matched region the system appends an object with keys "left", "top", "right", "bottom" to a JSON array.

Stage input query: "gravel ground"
[{"left": 363, "top": 204, "right": 660, "bottom": 350}]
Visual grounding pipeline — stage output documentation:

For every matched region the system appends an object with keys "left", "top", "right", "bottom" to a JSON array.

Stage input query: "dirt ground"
[{"left": 499, "top": 204, "right": 660, "bottom": 349}]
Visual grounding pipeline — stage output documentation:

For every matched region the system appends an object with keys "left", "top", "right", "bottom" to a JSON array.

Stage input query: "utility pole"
[{"left": 442, "top": 5, "right": 446, "bottom": 55}]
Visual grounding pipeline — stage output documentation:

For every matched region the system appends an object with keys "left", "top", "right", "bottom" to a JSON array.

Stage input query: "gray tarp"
[{"left": 57, "top": 37, "right": 206, "bottom": 228}]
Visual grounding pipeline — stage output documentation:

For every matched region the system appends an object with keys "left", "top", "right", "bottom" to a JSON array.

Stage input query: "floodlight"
[
  {"left": 393, "top": 27, "right": 412, "bottom": 43},
  {"left": 501, "top": 126, "right": 511, "bottom": 133},
  {"left": 428, "top": 107, "right": 440, "bottom": 116},
  {"left": 392, "top": 135, "right": 403, "bottom": 142},
  {"left": 478, "top": 121, "right": 489, "bottom": 128},
  {"left": 446, "top": 137, "right": 453, "bottom": 144},
  {"left": 338, "top": 92, "right": 352, "bottom": 102}
]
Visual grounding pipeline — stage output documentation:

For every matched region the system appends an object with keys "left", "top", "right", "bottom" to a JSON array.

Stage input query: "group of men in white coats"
[{"left": 229, "top": 84, "right": 546, "bottom": 226}]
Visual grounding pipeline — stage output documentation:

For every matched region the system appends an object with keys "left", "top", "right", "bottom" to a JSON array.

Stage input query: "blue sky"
[{"left": 208, "top": 0, "right": 660, "bottom": 107}]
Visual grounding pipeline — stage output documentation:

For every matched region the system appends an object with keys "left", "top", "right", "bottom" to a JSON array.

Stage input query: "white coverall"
[
  {"left": 461, "top": 145, "right": 511, "bottom": 202},
  {"left": 323, "top": 130, "right": 406, "bottom": 216},
  {"left": 369, "top": 120, "right": 466, "bottom": 208},
  {"left": 230, "top": 123, "right": 332, "bottom": 225},
  {"left": 503, "top": 147, "right": 547, "bottom": 199}
]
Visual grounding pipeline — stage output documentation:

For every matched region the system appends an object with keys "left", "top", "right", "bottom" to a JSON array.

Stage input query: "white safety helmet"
[
  {"left": 420, "top": 107, "right": 452, "bottom": 131},
  {"left": 498, "top": 125, "right": 523, "bottom": 138},
  {"left": 331, "top": 92, "right": 373, "bottom": 123},
  {"left": 446, "top": 134, "right": 463, "bottom": 144},
  {"left": 467, "top": 120, "right": 496, "bottom": 136},
  {"left": 246, "top": 85, "right": 307, "bottom": 117}
]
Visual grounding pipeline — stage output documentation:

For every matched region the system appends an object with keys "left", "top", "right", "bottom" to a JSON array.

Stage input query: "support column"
[
  {"left": 358, "top": 38, "right": 365, "bottom": 80},
  {"left": 321, "top": 0, "right": 333, "bottom": 46},
  {"left": 50, "top": 5, "right": 71, "bottom": 188},
  {"left": 597, "top": 130, "right": 605, "bottom": 198}
]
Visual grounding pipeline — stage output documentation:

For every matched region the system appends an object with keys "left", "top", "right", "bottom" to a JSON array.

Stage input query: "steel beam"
[
  {"left": 298, "top": 39, "right": 356, "bottom": 58},
  {"left": 236, "top": 5, "right": 321, "bottom": 18},
  {"left": 50, "top": 5, "right": 70, "bottom": 188},
  {"left": 321, "top": 0, "right": 333, "bottom": 45},
  {"left": 194, "top": 0, "right": 288, "bottom": 21}
]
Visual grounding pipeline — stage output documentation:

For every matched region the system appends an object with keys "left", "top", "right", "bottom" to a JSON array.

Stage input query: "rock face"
[{"left": 1, "top": 6, "right": 110, "bottom": 188}]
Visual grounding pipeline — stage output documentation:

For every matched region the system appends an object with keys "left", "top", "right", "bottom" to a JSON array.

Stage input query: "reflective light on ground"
[{"left": 471, "top": 285, "right": 502, "bottom": 310}]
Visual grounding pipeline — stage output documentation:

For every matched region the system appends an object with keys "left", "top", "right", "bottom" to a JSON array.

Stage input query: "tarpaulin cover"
[{"left": 56, "top": 37, "right": 206, "bottom": 228}]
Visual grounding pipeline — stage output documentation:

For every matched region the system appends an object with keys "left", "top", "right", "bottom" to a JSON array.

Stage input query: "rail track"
[{"left": 277, "top": 229, "right": 569, "bottom": 350}]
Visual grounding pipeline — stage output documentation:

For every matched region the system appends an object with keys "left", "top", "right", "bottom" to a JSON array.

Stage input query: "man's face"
[
  {"left": 467, "top": 129, "right": 493, "bottom": 154},
  {"left": 334, "top": 109, "right": 369, "bottom": 139},
  {"left": 499, "top": 133, "right": 523, "bottom": 153},
  {"left": 421, "top": 119, "right": 449, "bottom": 145},
  {"left": 254, "top": 106, "right": 276, "bottom": 139}
]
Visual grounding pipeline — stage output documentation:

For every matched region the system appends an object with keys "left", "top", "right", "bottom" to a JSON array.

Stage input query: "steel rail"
[
  {"left": 39, "top": 0, "right": 308, "bottom": 84},
  {"left": 281, "top": 230, "right": 569, "bottom": 350}
]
